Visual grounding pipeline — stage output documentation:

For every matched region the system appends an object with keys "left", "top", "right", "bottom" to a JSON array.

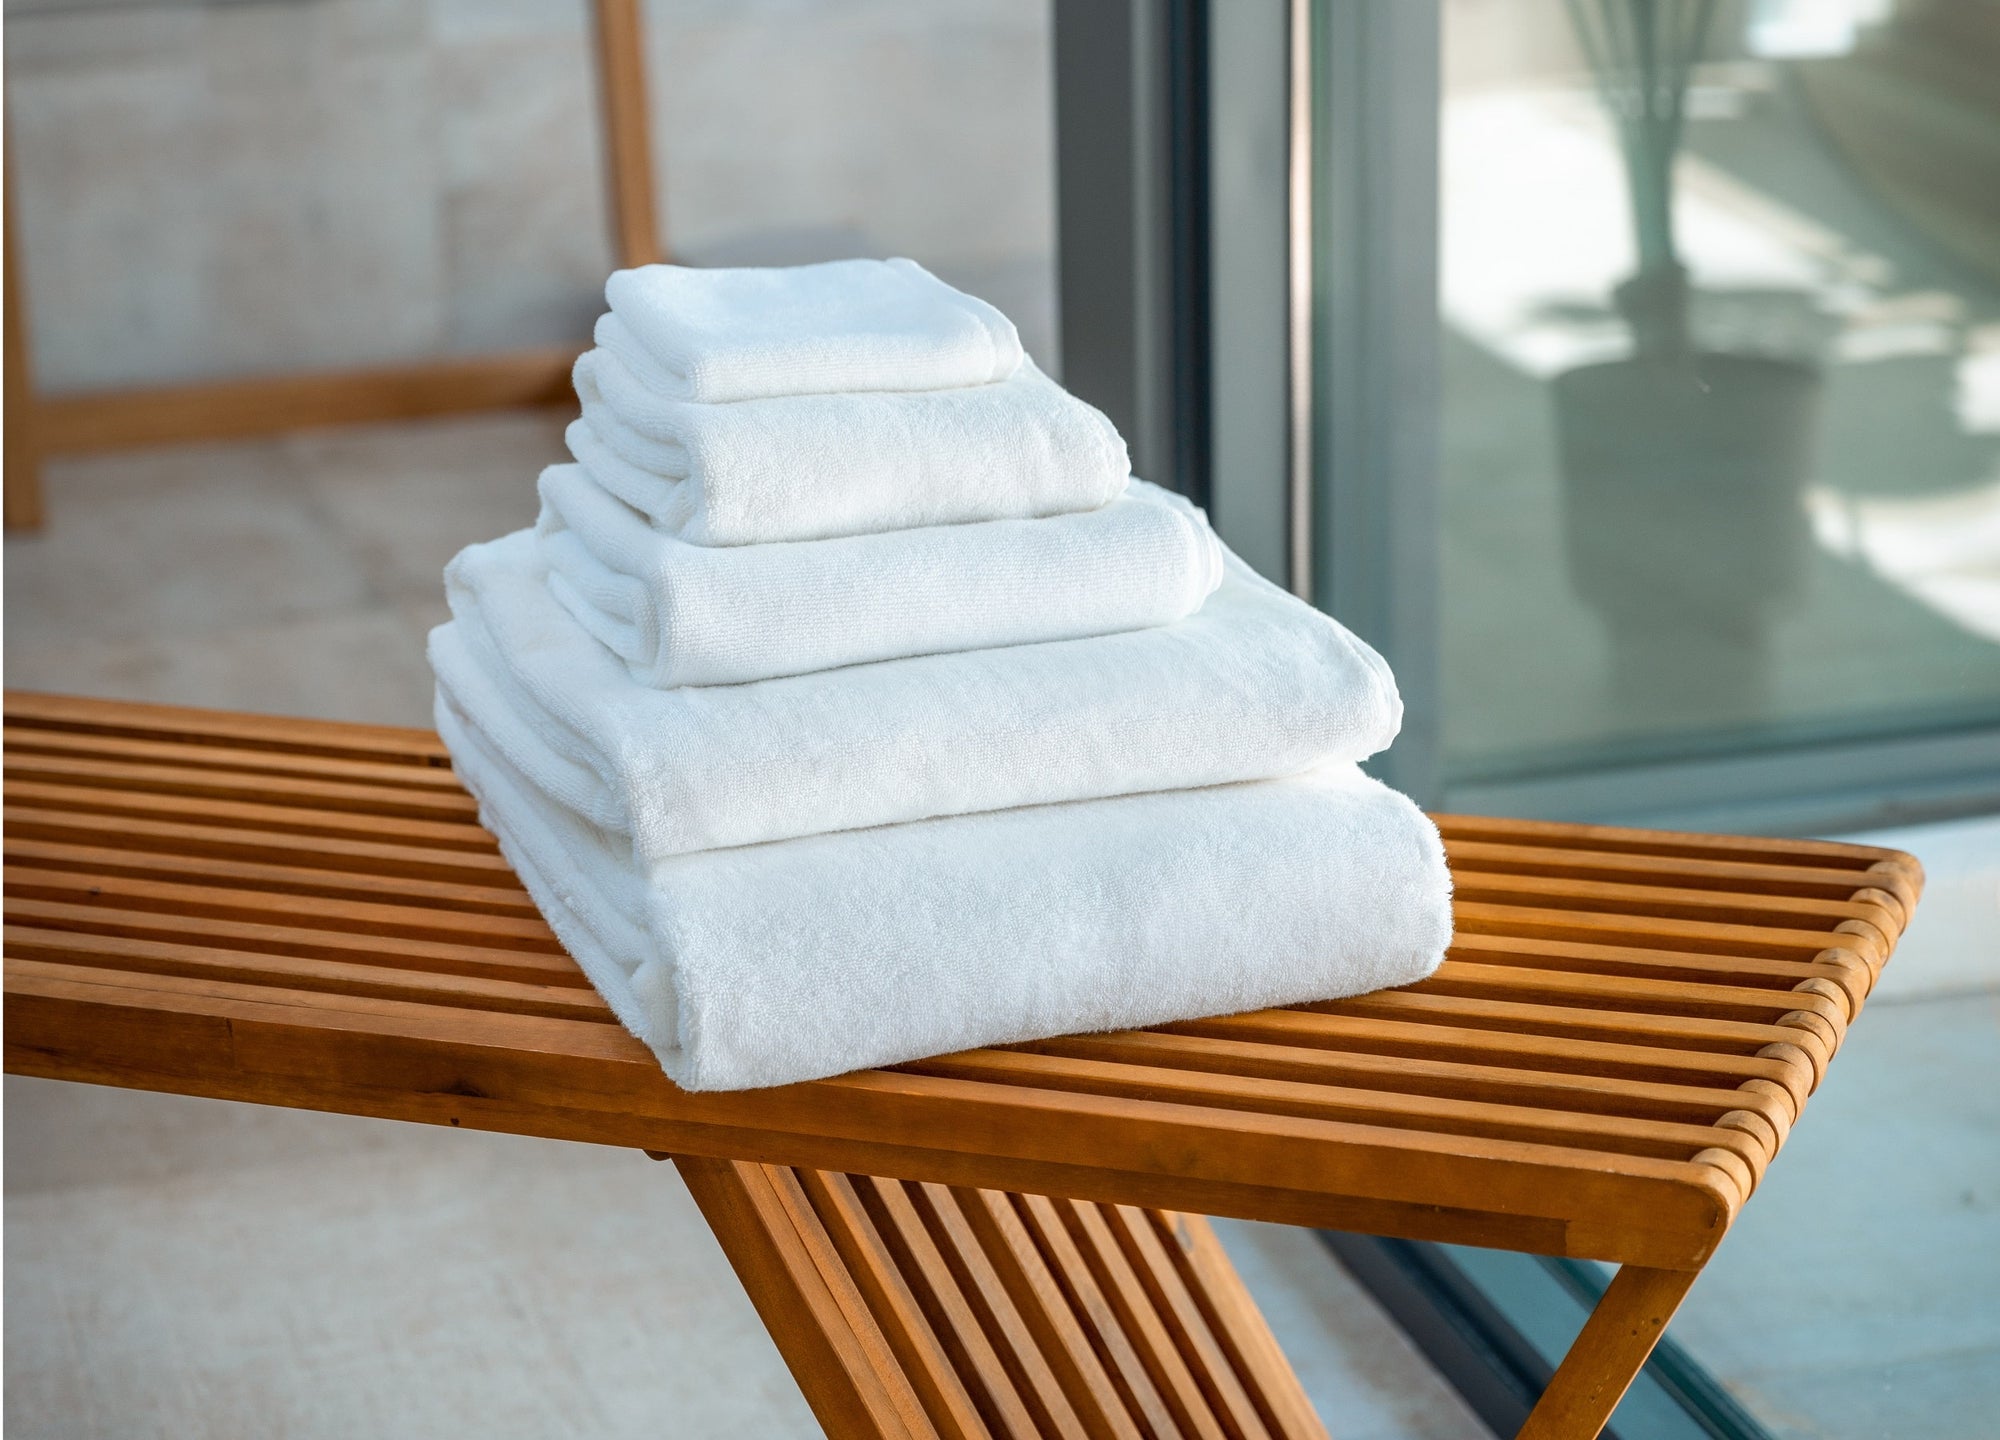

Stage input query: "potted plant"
[{"left": 1552, "top": 0, "right": 1822, "bottom": 714}]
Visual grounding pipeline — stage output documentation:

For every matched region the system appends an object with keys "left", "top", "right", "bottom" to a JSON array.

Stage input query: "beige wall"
[{"left": 5, "top": 0, "right": 1058, "bottom": 392}]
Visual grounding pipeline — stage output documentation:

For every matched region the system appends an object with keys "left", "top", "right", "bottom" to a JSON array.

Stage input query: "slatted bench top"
[{"left": 3, "top": 691, "right": 1919, "bottom": 1276}]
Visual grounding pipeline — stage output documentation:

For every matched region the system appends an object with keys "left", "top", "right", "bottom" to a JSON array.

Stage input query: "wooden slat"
[
  {"left": 1451, "top": 867, "right": 1900, "bottom": 932},
  {"left": 3, "top": 695, "right": 1921, "bottom": 1276},
  {"left": 4, "top": 723, "right": 469, "bottom": 791},
  {"left": 6, "top": 778, "right": 497, "bottom": 853},
  {"left": 4, "top": 890, "right": 569, "bottom": 979},
  {"left": 1516, "top": 1265, "right": 1699, "bottom": 1440},
  {"left": 5, "top": 864, "right": 560, "bottom": 952},
  {"left": 1445, "top": 838, "right": 1919, "bottom": 918},
  {"left": 4, "top": 750, "right": 480, "bottom": 822},
  {"left": 1163, "top": 1009, "right": 1810, "bottom": 1106},
  {"left": 794, "top": 1170, "right": 993, "bottom": 1440},
  {"left": 8, "top": 930, "right": 608, "bottom": 1022},
  {"left": 5, "top": 690, "right": 451, "bottom": 764},
  {"left": 5, "top": 805, "right": 520, "bottom": 887},
  {"left": 3, "top": 958, "right": 1750, "bottom": 1267},
  {"left": 1009, "top": 1191, "right": 1190, "bottom": 1440},
  {"left": 1453, "top": 898, "right": 1883, "bottom": 963},
  {"left": 1316, "top": 987, "right": 1831, "bottom": 1061},
  {"left": 691, "top": 1159, "right": 1326, "bottom": 1440},
  {"left": 1059, "top": 1198, "right": 1235, "bottom": 1440},
  {"left": 954, "top": 1185, "right": 1147, "bottom": 1440},
  {"left": 589, "top": 0, "right": 664, "bottom": 269},
  {"left": 1426, "top": 960, "right": 1850, "bottom": 1027},
  {"left": 4, "top": 155, "right": 42, "bottom": 532},
  {"left": 1104, "top": 1204, "right": 1278, "bottom": 1440},
  {"left": 906, "top": 1049, "right": 1771, "bottom": 1175},
  {"left": 1155, "top": 1210, "right": 1330, "bottom": 1440},
  {"left": 856, "top": 1175, "right": 1047, "bottom": 1440},
  {"left": 1433, "top": 812, "right": 1910, "bottom": 871},
  {"left": 676, "top": 1157, "right": 936, "bottom": 1440},
  {"left": 4, "top": 837, "right": 543, "bottom": 920},
  {"left": 1443, "top": 931, "right": 1871, "bottom": 1015},
  {"left": 26, "top": 348, "right": 578, "bottom": 456},
  {"left": 1010, "top": 1030, "right": 1794, "bottom": 1144},
  {"left": 907, "top": 1179, "right": 1095, "bottom": 1440}
]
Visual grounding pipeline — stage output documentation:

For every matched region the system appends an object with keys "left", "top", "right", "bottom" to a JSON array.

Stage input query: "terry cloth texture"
[
  {"left": 535, "top": 469, "right": 1225, "bottom": 688},
  {"left": 569, "top": 349, "right": 1128, "bottom": 545},
  {"left": 600, "top": 256, "right": 1023, "bottom": 403},
  {"left": 438, "top": 690, "right": 1452, "bottom": 1092},
  {"left": 429, "top": 527, "right": 1404, "bottom": 860}
]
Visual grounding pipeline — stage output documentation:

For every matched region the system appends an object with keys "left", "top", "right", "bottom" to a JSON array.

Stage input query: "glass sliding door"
[
  {"left": 1153, "top": 3, "right": 2000, "bottom": 1436},
  {"left": 1432, "top": 0, "right": 2000, "bottom": 828},
  {"left": 1066, "top": 0, "right": 2000, "bottom": 829}
]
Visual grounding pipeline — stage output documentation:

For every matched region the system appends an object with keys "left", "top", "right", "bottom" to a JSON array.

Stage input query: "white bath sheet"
[
  {"left": 535, "top": 468, "right": 1224, "bottom": 688},
  {"left": 428, "top": 528, "right": 1403, "bottom": 859},
  {"left": 570, "top": 347, "right": 1128, "bottom": 545},
  {"left": 437, "top": 688, "right": 1452, "bottom": 1092},
  {"left": 601, "top": 257, "right": 1023, "bottom": 403}
]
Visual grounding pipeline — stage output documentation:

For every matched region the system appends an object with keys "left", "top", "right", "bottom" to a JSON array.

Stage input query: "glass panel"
[{"left": 1439, "top": 0, "right": 2000, "bottom": 784}]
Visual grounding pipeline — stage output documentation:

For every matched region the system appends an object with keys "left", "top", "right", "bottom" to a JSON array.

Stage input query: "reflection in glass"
[
  {"left": 1441, "top": 0, "right": 2000, "bottom": 780},
  {"left": 1554, "top": 1, "right": 1818, "bottom": 719}
]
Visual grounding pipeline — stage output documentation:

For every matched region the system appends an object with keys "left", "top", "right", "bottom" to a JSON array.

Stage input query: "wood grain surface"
[
  {"left": 1, "top": 692, "right": 1924, "bottom": 1438},
  {"left": 2, "top": 691, "right": 1918, "bottom": 1273}
]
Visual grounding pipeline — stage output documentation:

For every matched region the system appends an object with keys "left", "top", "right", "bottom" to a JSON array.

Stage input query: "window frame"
[
  {"left": 1052, "top": 2, "right": 1999, "bottom": 1432},
  {"left": 1181, "top": 0, "right": 2000, "bottom": 831}
]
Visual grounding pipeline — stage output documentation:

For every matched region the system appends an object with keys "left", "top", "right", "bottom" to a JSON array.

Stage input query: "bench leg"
[
  {"left": 1515, "top": 1264, "right": 1700, "bottom": 1440},
  {"left": 675, "top": 1155, "right": 1330, "bottom": 1440},
  {"left": 675, "top": 1155, "right": 939, "bottom": 1440},
  {"left": 588, "top": 0, "right": 663, "bottom": 269},
  {"left": 5, "top": 144, "right": 47, "bottom": 533}
]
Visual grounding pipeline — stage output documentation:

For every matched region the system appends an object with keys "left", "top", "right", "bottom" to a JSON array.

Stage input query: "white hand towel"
[
  {"left": 428, "top": 528, "right": 1402, "bottom": 860},
  {"left": 535, "top": 468, "right": 1225, "bottom": 688},
  {"left": 437, "top": 687, "right": 1452, "bottom": 1092},
  {"left": 571, "top": 347, "right": 1129, "bottom": 545},
  {"left": 601, "top": 257, "right": 1023, "bottom": 403}
]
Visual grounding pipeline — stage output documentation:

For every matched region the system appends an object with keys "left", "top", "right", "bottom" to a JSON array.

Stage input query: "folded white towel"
[
  {"left": 571, "top": 348, "right": 1129, "bottom": 545},
  {"left": 535, "top": 468, "right": 1226, "bottom": 688},
  {"left": 437, "top": 687, "right": 1452, "bottom": 1091},
  {"left": 600, "top": 257, "right": 1023, "bottom": 404},
  {"left": 429, "top": 528, "right": 1402, "bottom": 860}
]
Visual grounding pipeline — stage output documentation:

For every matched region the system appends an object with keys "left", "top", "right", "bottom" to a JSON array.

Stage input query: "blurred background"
[{"left": 4, "top": 1, "right": 1996, "bottom": 1437}]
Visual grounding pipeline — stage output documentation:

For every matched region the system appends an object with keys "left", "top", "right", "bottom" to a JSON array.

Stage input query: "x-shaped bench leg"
[
  {"left": 676, "top": 1154, "right": 1332, "bottom": 1440},
  {"left": 1515, "top": 1263, "right": 1700, "bottom": 1440},
  {"left": 677, "top": 1147, "right": 1700, "bottom": 1440}
]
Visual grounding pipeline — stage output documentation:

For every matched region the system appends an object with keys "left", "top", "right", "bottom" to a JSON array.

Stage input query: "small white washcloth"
[
  {"left": 428, "top": 528, "right": 1402, "bottom": 859},
  {"left": 571, "top": 347, "right": 1128, "bottom": 545},
  {"left": 437, "top": 688, "right": 1452, "bottom": 1092},
  {"left": 601, "top": 257, "right": 1023, "bottom": 403},
  {"left": 535, "top": 468, "right": 1225, "bottom": 688}
]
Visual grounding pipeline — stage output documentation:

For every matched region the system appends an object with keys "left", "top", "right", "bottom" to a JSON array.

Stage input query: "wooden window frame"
[{"left": 2, "top": 0, "right": 661, "bottom": 531}]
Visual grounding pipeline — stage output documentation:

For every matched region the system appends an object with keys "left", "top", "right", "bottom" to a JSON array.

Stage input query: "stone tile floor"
[
  {"left": 3, "top": 413, "right": 552, "bottom": 725},
  {"left": 1, "top": 414, "right": 1485, "bottom": 1440},
  {"left": 1666, "top": 992, "right": 2000, "bottom": 1439}
]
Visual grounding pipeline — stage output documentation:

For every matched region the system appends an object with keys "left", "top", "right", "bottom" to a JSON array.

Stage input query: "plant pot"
[{"left": 1552, "top": 350, "right": 1823, "bottom": 712}]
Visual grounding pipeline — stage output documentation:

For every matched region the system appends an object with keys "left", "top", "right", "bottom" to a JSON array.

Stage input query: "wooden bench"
[{"left": 3, "top": 691, "right": 1921, "bottom": 1439}]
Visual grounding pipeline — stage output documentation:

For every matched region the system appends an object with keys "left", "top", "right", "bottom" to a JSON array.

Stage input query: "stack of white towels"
[{"left": 431, "top": 258, "right": 1452, "bottom": 1092}]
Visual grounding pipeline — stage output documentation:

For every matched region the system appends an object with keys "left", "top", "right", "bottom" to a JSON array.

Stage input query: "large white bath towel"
[
  {"left": 429, "top": 529, "right": 1402, "bottom": 860},
  {"left": 437, "top": 688, "right": 1452, "bottom": 1092},
  {"left": 535, "top": 468, "right": 1225, "bottom": 688},
  {"left": 601, "top": 257, "right": 1022, "bottom": 403},
  {"left": 571, "top": 347, "right": 1128, "bottom": 545}
]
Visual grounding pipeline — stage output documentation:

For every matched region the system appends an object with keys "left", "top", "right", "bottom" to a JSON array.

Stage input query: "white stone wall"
[{"left": 5, "top": 0, "right": 1058, "bottom": 391}]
